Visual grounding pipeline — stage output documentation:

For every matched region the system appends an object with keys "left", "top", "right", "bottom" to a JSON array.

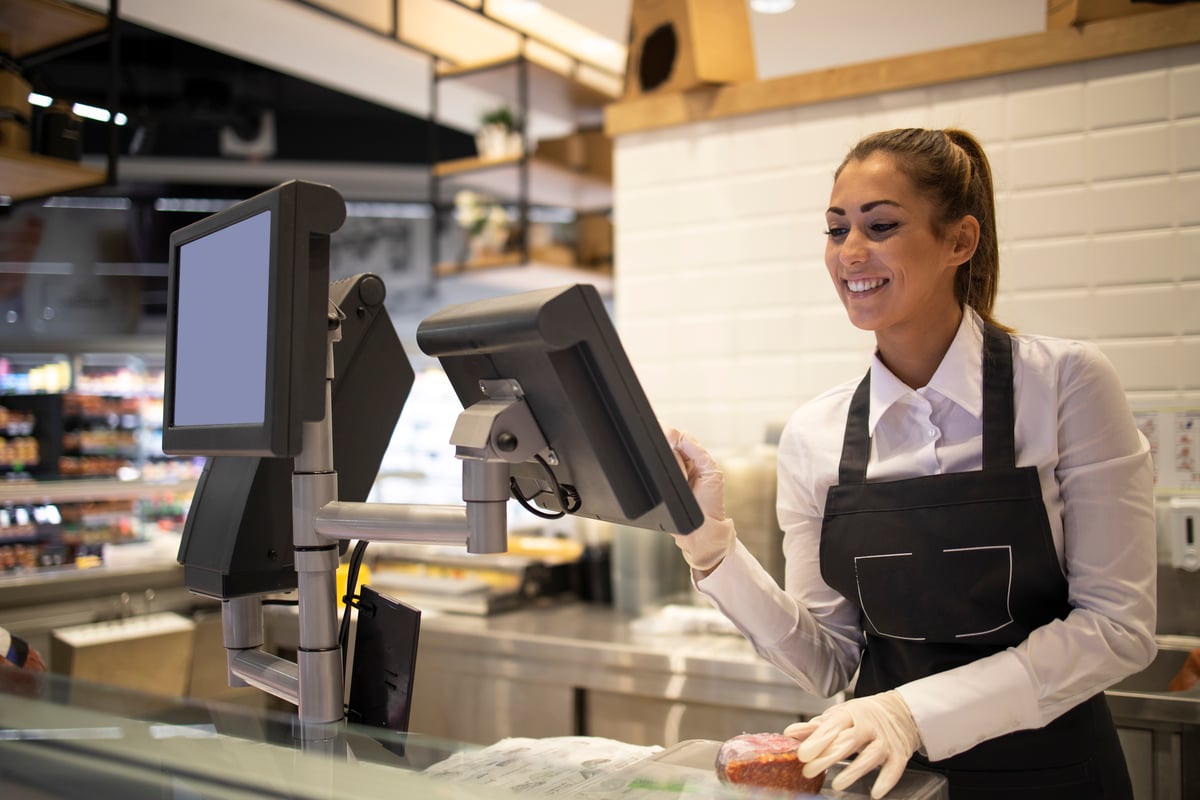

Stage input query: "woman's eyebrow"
[{"left": 826, "top": 199, "right": 902, "bottom": 215}]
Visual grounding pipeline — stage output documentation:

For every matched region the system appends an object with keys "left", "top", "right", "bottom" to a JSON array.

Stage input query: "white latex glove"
[
  {"left": 784, "top": 690, "right": 922, "bottom": 799},
  {"left": 662, "top": 427, "right": 736, "bottom": 572}
]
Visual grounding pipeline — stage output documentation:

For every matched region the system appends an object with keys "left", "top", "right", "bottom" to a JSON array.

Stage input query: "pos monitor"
[
  {"left": 162, "top": 179, "right": 346, "bottom": 458},
  {"left": 176, "top": 274, "right": 413, "bottom": 598},
  {"left": 416, "top": 283, "right": 704, "bottom": 535}
]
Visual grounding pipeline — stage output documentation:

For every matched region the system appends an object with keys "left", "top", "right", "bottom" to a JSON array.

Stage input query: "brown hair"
[{"left": 835, "top": 128, "right": 1007, "bottom": 330}]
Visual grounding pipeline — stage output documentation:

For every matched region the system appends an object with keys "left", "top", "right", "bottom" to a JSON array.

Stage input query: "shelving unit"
[
  {"left": 430, "top": 47, "right": 618, "bottom": 275},
  {"left": 0, "top": 0, "right": 115, "bottom": 202}
]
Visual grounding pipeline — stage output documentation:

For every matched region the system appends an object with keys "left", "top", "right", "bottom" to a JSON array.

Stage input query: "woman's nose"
[{"left": 839, "top": 227, "right": 868, "bottom": 265}]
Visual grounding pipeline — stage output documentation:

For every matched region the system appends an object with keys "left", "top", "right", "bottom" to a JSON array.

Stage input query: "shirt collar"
[{"left": 867, "top": 308, "right": 985, "bottom": 434}]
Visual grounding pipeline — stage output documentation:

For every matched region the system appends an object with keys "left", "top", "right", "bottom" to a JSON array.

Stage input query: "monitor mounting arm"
[{"left": 219, "top": 325, "right": 548, "bottom": 745}]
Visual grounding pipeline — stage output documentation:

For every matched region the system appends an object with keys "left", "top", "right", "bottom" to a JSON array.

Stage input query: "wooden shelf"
[
  {"left": 436, "top": 55, "right": 619, "bottom": 124},
  {"left": 433, "top": 154, "right": 611, "bottom": 212},
  {"left": 1, "top": 0, "right": 109, "bottom": 59},
  {"left": 0, "top": 149, "right": 105, "bottom": 201},
  {"left": 605, "top": 4, "right": 1200, "bottom": 136}
]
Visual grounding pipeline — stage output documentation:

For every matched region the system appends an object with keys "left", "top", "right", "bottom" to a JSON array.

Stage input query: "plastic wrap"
[{"left": 715, "top": 732, "right": 826, "bottom": 794}]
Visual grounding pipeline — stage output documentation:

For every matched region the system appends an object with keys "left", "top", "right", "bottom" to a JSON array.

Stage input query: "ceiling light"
[
  {"left": 71, "top": 102, "right": 127, "bottom": 125},
  {"left": 750, "top": 0, "right": 796, "bottom": 13}
]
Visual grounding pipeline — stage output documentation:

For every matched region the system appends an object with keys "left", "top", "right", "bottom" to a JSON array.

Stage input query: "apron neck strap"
[{"left": 838, "top": 321, "right": 1016, "bottom": 484}]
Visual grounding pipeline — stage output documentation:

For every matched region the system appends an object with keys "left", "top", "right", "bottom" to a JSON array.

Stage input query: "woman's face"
[{"left": 824, "top": 152, "right": 969, "bottom": 339}]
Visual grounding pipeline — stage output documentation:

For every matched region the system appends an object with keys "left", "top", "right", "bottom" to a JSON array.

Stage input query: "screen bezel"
[{"left": 162, "top": 180, "right": 343, "bottom": 458}]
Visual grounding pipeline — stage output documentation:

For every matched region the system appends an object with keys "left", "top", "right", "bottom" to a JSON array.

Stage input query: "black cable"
[
  {"left": 261, "top": 598, "right": 298, "bottom": 606},
  {"left": 510, "top": 454, "right": 581, "bottom": 518},
  {"left": 338, "top": 539, "right": 369, "bottom": 676}
]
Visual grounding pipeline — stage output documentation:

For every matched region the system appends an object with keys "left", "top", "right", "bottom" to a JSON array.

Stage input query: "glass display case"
[
  {"left": 0, "top": 666, "right": 948, "bottom": 800},
  {"left": 0, "top": 343, "right": 198, "bottom": 578}
]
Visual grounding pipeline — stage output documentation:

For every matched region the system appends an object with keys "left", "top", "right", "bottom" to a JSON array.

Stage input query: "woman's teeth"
[{"left": 847, "top": 278, "right": 887, "bottom": 293}]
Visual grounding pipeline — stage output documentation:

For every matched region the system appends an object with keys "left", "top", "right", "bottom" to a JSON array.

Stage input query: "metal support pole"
[{"left": 291, "top": 331, "right": 344, "bottom": 742}]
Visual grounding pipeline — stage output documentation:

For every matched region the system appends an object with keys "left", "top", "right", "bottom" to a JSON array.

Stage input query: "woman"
[{"left": 667, "top": 128, "right": 1156, "bottom": 799}]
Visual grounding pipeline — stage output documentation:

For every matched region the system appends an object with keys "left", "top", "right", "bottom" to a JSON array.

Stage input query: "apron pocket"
[{"left": 855, "top": 546, "right": 1015, "bottom": 642}]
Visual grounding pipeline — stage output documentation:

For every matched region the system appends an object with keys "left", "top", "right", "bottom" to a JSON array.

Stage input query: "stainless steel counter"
[{"left": 413, "top": 602, "right": 836, "bottom": 716}]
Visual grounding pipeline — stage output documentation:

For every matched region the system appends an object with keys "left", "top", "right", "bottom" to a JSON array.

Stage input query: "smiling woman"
[{"left": 664, "top": 127, "right": 1158, "bottom": 799}]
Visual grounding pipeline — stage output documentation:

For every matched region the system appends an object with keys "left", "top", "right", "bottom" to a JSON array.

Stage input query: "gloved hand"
[
  {"left": 662, "top": 427, "right": 736, "bottom": 572},
  {"left": 784, "top": 690, "right": 922, "bottom": 799}
]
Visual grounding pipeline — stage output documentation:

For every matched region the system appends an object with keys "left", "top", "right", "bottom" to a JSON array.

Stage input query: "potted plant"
[{"left": 475, "top": 105, "right": 523, "bottom": 160}]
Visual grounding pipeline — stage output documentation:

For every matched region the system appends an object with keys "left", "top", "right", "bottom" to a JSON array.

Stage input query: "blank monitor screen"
[
  {"left": 173, "top": 209, "right": 272, "bottom": 427},
  {"left": 163, "top": 179, "right": 345, "bottom": 458}
]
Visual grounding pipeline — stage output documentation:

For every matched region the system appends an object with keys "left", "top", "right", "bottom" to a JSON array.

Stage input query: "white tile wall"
[{"left": 613, "top": 44, "right": 1200, "bottom": 453}]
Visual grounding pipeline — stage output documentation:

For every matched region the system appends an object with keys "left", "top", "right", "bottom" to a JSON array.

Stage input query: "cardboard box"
[
  {"left": 624, "top": 0, "right": 756, "bottom": 99},
  {"left": 0, "top": 70, "right": 32, "bottom": 120},
  {"left": 535, "top": 127, "right": 612, "bottom": 181},
  {"left": 51, "top": 612, "right": 196, "bottom": 697}
]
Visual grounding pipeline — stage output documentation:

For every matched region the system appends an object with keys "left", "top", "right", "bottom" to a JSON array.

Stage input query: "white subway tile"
[
  {"left": 793, "top": 103, "right": 865, "bottom": 166},
  {"left": 728, "top": 169, "right": 807, "bottom": 218},
  {"left": 859, "top": 87, "right": 936, "bottom": 131},
  {"left": 1089, "top": 230, "right": 1179, "bottom": 285},
  {"left": 614, "top": 186, "right": 681, "bottom": 232},
  {"left": 675, "top": 220, "right": 745, "bottom": 268},
  {"left": 720, "top": 261, "right": 805, "bottom": 311},
  {"left": 1182, "top": 338, "right": 1200, "bottom": 388},
  {"left": 672, "top": 176, "right": 741, "bottom": 224},
  {"left": 1180, "top": 285, "right": 1200, "bottom": 335},
  {"left": 795, "top": 351, "right": 877, "bottom": 401},
  {"left": 1007, "top": 83, "right": 1084, "bottom": 139},
  {"left": 1092, "top": 285, "right": 1181, "bottom": 338},
  {"left": 615, "top": 230, "right": 685, "bottom": 275},
  {"left": 793, "top": 258, "right": 839, "bottom": 307},
  {"left": 730, "top": 109, "right": 801, "bottom": 174},
  {"left": 1000, "top": 289, "right": 1096, "bottom": 339},
  {"left": 730, "top": 217, "right": 810, "bottom": 264},
  {"left": 1175, "top": 118, "right": 1200, "bottom": 172},
  {"left": 1009, "top": 135, "right": 1086, "bottom": 189},
  {"left": 1178, "top": 174, "right": 1200, "bottom": 226},
  {"left": 1171, "top": 61, "right": 1200, "bottom": 119},
  {"left": 793, "top": 164, "right": 841, "bottom": 215},
  {"left": 1181, "top": 229, "right": 1200, "bottom": 280},
  {"left": 1005, "top": 186, "right": 1089, "bottom": 240},
  {"left": 794, "top": 306, "right": 872, "bottom": 352},
  {"left": 1097, "top": 339, "right": 1185, "bottom": 391},
  {"left": 1085, "top": 54, "right": 1170, "bottom": 129},
  {"left": 1005, "top": 238, "right": 1091, "bottom": 290},
  {"left": 1087, "top": 125, "right": 1171, "bottom": 181},
  {"left": 614, "top": 137, "right": 681, "bottom": 189},
  {"left": 1090, "top": 177, "right": 1174, "bottom": 234},
  {"left": 732, "top": 309, "right": 803, "bottom": 357},
  {"left": 683, "top": 120, "right": 738, "bottom": 179},
  {"left": 930, "top": 79, "right": 1009, "bottom": 143},
  {"left": 986, "top": 143, "right": 1011, "bottom": 193}
]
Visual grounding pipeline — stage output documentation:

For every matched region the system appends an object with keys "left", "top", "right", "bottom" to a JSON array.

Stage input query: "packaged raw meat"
[{"left": 716, "top": 732, "right": 826, "bottom": 794}]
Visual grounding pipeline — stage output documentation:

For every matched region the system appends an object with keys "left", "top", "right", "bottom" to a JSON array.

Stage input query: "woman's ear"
[{"left": 949, "top": 214, "right": 981, "bottom": 266}]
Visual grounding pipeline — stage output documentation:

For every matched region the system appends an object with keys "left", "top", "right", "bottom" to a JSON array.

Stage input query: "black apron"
[{"left": 818, "top": 322, "right": 1133, "bottom": 799}]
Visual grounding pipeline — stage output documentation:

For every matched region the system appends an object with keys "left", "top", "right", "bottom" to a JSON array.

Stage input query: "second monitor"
[{"left": 416, "top": 283, "right": 702, "bottom": 535}]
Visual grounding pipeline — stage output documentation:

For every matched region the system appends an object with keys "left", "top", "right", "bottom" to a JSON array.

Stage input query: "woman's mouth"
[{"left": 846, "top": 278, "right": 889, "bottom": 294}]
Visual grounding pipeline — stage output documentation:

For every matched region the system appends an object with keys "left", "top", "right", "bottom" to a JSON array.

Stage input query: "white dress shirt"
[{"left": 695, "top": 308, "right": 1157, "bottom": 761}]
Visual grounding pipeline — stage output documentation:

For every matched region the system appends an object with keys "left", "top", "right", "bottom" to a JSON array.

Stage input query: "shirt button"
[{"left": 928, "top": 428, "right": 937, "bottom": 439}]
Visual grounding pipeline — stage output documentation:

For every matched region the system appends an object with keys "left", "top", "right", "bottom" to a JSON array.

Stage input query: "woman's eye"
[
  {"left": 870, "top": 222, "right": 898, "bottom": 235},
  {"left": 824, "top": 226, "right": 848, "bottom": 239}
]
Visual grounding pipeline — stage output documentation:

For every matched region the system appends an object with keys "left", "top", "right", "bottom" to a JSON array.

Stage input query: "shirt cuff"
[{"left": 897, "top": 649, "right": 1042, "bottom": 761}]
